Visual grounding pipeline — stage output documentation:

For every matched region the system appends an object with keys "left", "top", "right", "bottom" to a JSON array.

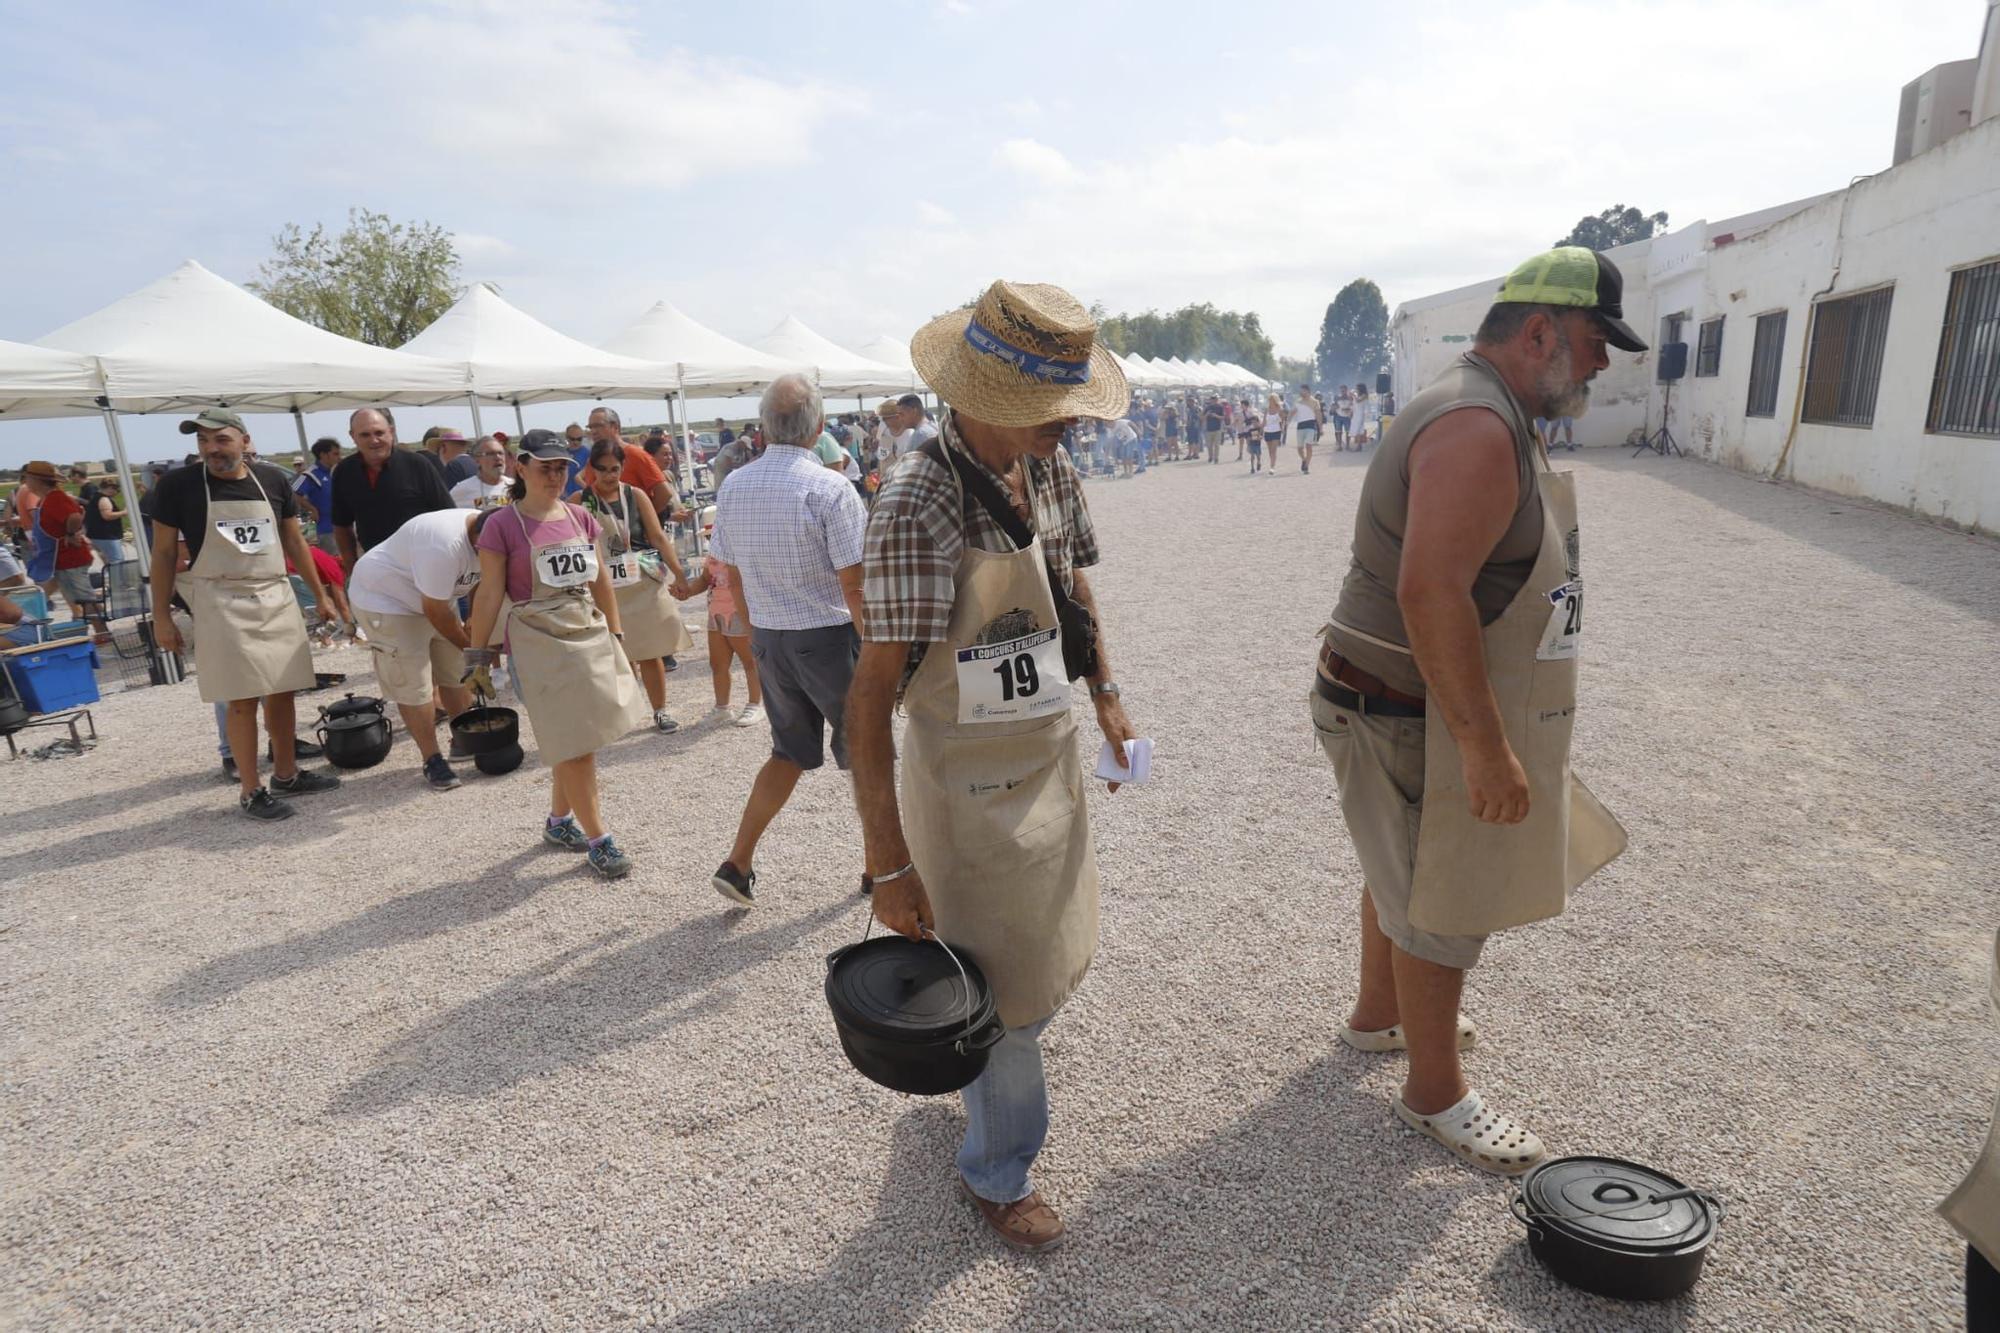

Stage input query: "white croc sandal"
[
  {"left": 1393, "top": 1089, "right": 1546, "bottom": 1176},
  {"left": 1340, "top": 1014, "right": 1478, "bottom": 1053}
]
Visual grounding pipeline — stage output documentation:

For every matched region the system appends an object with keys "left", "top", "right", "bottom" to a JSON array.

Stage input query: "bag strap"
[{"left": 918, "top": 437, "right": 1032, "bottom": 552}]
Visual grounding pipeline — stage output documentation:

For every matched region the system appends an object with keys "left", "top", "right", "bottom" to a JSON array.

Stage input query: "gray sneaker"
[
  {"left": 587, "top": 836, "right": 634, "bottom": 879},
  {"left": 240, "top": 787, "right": 294, "bottom": 821},
  {"left": 424, "top": 754, "right": 462, "bottom": 791},
  {"left": 544, "top": 817, "right": 590, "bottom": 851},
  {"left": 653, "top": 708, "right": 680, "bottom": 734},
  {"left": 270, "top": 768, "right": 341, "bottom": 795}
]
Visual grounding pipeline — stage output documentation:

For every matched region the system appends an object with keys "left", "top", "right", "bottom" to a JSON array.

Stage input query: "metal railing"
[
  {"left": 1927, "top": 259, "right": 2000, "bottom": 438},
  {"left": 1802, "top": 286, "right": 1895, "bottom": 427}
]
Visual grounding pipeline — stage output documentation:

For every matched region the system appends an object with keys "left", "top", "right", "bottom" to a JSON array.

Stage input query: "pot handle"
[
  {"left": 958, "top": 1020, "right": 1006, "bottom": 1054},
  {"left": 1507, "top": 1189, "right": 1546, "bottom": 1242}
]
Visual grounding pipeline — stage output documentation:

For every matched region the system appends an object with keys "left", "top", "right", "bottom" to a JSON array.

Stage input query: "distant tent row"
[{"left": 1112, "top": 351, "right": 1272, "bottom": 391}]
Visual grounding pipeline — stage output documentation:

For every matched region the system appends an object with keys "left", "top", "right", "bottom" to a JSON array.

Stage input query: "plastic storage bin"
[{"left": 4, "top": 640, "right": 101, "bottom": 714}]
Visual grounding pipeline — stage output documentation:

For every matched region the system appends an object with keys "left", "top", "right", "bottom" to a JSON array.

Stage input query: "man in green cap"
[
  {"left": 149, "top": 408, "right": 342, "bottom": 821},
  {"left": 1311, "top": 246, "right": 1644, "bottom": 1175}
]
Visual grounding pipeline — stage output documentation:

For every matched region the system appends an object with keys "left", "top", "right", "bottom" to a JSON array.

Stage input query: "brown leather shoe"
[{"left": 960, "top": 1177, "right": 1065, "bottom": 1253}]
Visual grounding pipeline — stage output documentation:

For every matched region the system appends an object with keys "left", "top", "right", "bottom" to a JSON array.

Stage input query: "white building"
[{"left": 1389, "top": 1, "right": 2000, "bottom": 535}]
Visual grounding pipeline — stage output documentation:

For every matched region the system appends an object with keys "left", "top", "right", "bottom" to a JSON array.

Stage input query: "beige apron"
[
  {"left": 181, "top": 468, "right": 315, "bottom": 704},
  {"left": 901, "top": 456, "right": 1098, "bottom": 1029},
  {"left": 503, "top": 503, "right": 644, "bottom": 766},
  {"left": 1940, "top": 929, "right": 2000, "bottom": 1269},
  {"left": 597, "top": 485, "right": 694, "bottom": 662}
]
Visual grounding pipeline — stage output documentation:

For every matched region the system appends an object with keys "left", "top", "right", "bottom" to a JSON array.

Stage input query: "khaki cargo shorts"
[
  {"left": 357, "top": 607, "right": 466, "bottom": 707},
  {"left": 1310, "top": 688, "right": 1488, "bottom": 970}
]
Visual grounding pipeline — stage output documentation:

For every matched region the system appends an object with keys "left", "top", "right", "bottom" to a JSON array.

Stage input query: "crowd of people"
[{"left": 4, "top": 255, "right": 1992, "bottom": 1309}]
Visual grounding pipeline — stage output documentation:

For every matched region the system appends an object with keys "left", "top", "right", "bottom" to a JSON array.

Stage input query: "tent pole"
[
  {"left": 291, "top": 407, "right": 310, "bottom": 456},
  {"left": 513, "top": 400, "right": 525, "bottom": 434},
  {"left": 96, "top": 401, "right": 149, "bottom": 580},
  {"left": 674, "top": 372, "right": 702, "bottom": 558},
  {"left": 466, "top": 392, "right": 486, "bottom": 438}
]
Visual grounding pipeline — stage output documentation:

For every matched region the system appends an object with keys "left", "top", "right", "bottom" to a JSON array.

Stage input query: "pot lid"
[
  {"left": 1521, "top": 1157, "right": 1715, "bottom": 1254},
  {"left": 322, "top": 711, "right": 388, "bottom": 732},
  {"left": 322, "top": 693, "right": 385, "bottom": 718},
  {"left": 825, "top": 936, "right": 994, "bottom": 1042}
]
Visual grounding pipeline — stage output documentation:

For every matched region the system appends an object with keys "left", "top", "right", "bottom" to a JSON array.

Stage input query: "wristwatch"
[{"left": 1089, "top": 681, "right": 1120, "bottom": 700}]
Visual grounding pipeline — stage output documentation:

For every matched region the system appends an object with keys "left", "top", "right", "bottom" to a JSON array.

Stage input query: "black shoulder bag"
[{"left": 919, "top": 439, "right": 1099, "bottom": 681}]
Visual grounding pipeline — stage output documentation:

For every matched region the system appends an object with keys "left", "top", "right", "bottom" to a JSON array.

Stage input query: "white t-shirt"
[
  {"left": 1295, "top": 395, "right": 1319, "bottom": 425},
  {"left": 450, "top": 474, "right": 512, "bottom": 510},
  {"left": 348, "top": 509, "right": 482, "bottom": 617}
]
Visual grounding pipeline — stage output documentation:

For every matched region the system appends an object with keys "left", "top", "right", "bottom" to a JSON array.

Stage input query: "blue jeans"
[{"left": 958, "top": 1017, "right": 1053, "bottom": 1203}]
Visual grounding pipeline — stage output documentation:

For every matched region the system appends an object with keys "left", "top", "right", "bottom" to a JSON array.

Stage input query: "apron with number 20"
[
  {"left": 504, "top": 503, "right": 643, "bottom": 766},
  {"left": 900, "top": 452, "right": 1097, "bottom": 1029},
  {"left": 181, "top": 469, "right": 315, "bottom": 704}
]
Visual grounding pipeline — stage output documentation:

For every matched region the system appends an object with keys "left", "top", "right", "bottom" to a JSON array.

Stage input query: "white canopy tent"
[
  {"left": 36, "top": 259, "right": 470, "bottom": 580},
  {"left": 0, "top": 340, "right": 104, "bottom": 418},
  {"left": 399, "top": 283, "right": 672, "bottom": 437},
  {"left": 853, "top": 335, "right": 915, "bottom": 378},
  {"left": 1115, "top": 352, "right": 1167, "bottom": 389},
  {"left": 752, "top": 316, "right": 915, "bottom": 398}
]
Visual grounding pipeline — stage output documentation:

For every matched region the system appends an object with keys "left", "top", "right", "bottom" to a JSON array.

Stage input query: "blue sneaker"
[
  {"left": 544, "top": 817, "right": 589, "bottom": 851},
  {"left": 587, "top": 836, "right": 633, "bottom": 879}
]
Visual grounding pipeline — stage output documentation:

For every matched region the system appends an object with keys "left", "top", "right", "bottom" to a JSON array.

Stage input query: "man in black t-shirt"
[{"left": 330, "top": 407, "right": 454, "bottom": 572}]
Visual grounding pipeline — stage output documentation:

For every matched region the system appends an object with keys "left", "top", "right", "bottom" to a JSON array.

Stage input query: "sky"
[{"left": 0, "top": 0, "right": 1981, "bottom": 466}]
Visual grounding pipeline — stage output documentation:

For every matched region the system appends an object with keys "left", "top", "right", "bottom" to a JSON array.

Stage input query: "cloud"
[
  {"left": 914, "top": 201, "right": 955, "bottom": 227},
  {"left": 452, "top": 231, "right": 518, "bottom": 263},
  {"left": 993, "top": 138, "right": 1081, "bottom": 186},
  {"left": 334, "top": 0, "right": 845, "bottom": 191}
]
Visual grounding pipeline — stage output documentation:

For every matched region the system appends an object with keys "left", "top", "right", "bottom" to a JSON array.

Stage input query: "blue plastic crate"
[{"left": 5, "top": 640, "right": 101, "bottom": 714}]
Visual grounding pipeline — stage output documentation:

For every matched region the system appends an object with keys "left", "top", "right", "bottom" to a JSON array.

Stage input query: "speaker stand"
[{"left": 1634, "top": 381, "right": 1684, "bottom": 458}]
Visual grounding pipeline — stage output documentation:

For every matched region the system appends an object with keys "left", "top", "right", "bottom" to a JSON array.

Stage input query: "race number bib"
[
  {"left": 214, "top": 516, "right": 274, "bottom": 555},
  {"left": 605, "top": 552, "right": 641, "bottom": 587},
  {"left": 1537, "top": 579, "right": 1583, "bottom": 660},
  {"left": 955, "top": 626, "right": 1068, "bottom": 724},
  {"left": 534, "top": 541, "right": 597, "bottom": 589}
]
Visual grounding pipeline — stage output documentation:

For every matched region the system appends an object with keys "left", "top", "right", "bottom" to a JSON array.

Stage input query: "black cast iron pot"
[
  {"left": 450, "top": 704, "right": 519, "bottom": 757},
  {"left": 314, "top": 694, "right": 393, "bottom": 770},
  {"left": 473, "top": 742, "right": 524, "bottom": 776},
  {"left": 0, "top": 694, "right": 29, "bottom": 736},
  {"left": 1510, "top": 1156, "right": 1724, "bottom": 1302},
  {"left": 825, "top": 927, "right": 1004, "bottom": 1096}
]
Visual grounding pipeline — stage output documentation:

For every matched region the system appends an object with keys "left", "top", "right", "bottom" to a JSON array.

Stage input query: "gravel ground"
[{"left": 3, "top": 449, "right": 1995, "bottom": 1331}]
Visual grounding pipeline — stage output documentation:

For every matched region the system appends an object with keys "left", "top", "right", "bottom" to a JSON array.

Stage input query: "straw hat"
[{"left": 910, "top": 280, "right": 1129, "bottom": 427}]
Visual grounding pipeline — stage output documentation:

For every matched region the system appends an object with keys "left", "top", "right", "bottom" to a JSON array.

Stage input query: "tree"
[
  {"left": 1094, "top": 302, "right": 1277, "bottom": 377},
  {"left": 249, "top": 208, "right": 462, "bottom": 348},
  {"left": 1555, "top": 204, "right": 1669, "bottom": 252},
  {"left": 1273, "top": 356, "right": 1316, "bottom": 389},
  {"left": 1313, "top": 279, "right": 1390, "bottom": 389}
]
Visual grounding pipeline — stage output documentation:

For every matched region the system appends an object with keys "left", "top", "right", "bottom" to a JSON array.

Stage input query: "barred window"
[
  {"left": 1802, "top": 287, "right": 1894, "bottom": 427},
  {"left": 1746, "top": 311, "right": 1788, "bottom": 418},
  {"left": 1927, "top": 260, "right": 2000, "bottom": 438},
  {"left": 1695, "top": 318, "right": 1724, "bottom": 377}
]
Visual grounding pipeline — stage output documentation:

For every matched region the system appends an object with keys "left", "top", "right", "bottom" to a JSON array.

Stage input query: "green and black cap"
[
  {"left": 1495, "top": 246, "right": 1648, "bottom": 353},
  {"left": 178, "top": 407, "right": 247, "bottom": 435},
  {"left": 517, "top": 428, "right": 572, "bottom": 461}
]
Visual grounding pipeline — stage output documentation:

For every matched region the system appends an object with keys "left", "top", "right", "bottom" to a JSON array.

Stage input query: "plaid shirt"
[
  {"left": 710, "top": 445, "right": 868, "bottom": 630},
  {"left": 862, "top": 411, "right": 1099, "bottom": 647}
]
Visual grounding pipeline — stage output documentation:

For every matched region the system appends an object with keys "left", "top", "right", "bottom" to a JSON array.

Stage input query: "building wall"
[{"left": 1387, "top": 116, "right": 2000, "bottom": 534}]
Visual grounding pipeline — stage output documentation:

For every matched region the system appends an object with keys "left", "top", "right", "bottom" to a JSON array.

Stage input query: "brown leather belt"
[{"left": 1317, "top": 645, "right": 1427, "bottom": 708}]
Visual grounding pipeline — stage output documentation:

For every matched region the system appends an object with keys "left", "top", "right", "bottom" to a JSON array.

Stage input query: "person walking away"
[
  {"left": 681, "top": 523, "right": 764, "bottom": 726},
  {"left": 464, "top": 430, "right": 644, "bottom": 878},
  {"left": 147, "top": 410, "right": 341, "bottom": 820},
  {"left": 293, "top": 438, "right": 341, "bottom": 555},
  {"left": 450, "top": 436, "right": 513, "bottom": 511},
  {"left": 347, "top": 507, "right": 498, "bottom": 789},
  {"left": 853, "top": 279, "right": 1139, "bottom": 1253},
  {"left": 577, "top": 438, "right": 695, "bottom": 734},
  {"left": 1314, "top": 246, "right": 1643, "bottom": 1173},
  {"left": 331, "top": 408, "right": 454, "bottom": 574},
  {"left": 1294, "top": 385, "right": 1322, "bottom": 474},
  {"left": 1263, "top": 392, "right": 1287, "bottom": 473},
  {"left": 707, "top": 373, "right": 869, "bottom": 908}
]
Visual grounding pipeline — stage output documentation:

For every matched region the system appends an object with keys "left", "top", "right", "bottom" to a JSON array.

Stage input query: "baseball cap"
[
  {"left": 517, "top": 428, "right": 571, "bottom": 461},
  {"left": 1495, "top": 246, "right": 1648, "bottom": 353},
  {"left": 178, "top": 407, "right": 247, "bottom": 435}
]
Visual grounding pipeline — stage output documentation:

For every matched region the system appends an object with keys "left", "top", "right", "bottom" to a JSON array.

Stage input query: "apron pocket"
[{"left": 932, "top": 738, "right": 1078, "bottom": 851}]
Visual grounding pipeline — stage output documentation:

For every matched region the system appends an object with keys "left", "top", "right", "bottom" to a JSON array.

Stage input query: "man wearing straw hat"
[{"left": 851, "top": 280, "right": 1138, "bottom": 1253}]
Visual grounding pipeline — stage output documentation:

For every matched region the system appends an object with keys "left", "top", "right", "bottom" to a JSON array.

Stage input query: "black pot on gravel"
[
  {"left": 0, "top": 695, "right": 28, "bottom": 736},
  {"left": 314, "top": 694, "right": 393, "bottom": 770},
  {"left": 825, "top": 928, "right": 1004, "bottom": 1096},
  {"left": 472, "top": 742, "right": 524, "bottom": 776},
  {"left": 1510, "top": 1156, "right": 1723, "bottom": 1301},
  {"left": 450, "top": 704, "right": 519, "bottom": 756}
]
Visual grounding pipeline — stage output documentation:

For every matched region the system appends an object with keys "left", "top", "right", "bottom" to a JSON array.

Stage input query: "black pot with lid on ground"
[
  {"left": 0, "top": 694, "right": 29, "bottom": 736},
  {"left": 825, "top": 925, "right": 1004, "bottom": 1096},
  {"left": 450, "top": 704, "right": 519, "bottom": 757},
  {"left": 315, "top": 694, "right": 393, "bottom": 770},
  {"left": 473, "top": 742, "right": 524, "bottom": 776},
  {"left": 1509, "top": 1155, "right": 1724, "bottom": 1301}
]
